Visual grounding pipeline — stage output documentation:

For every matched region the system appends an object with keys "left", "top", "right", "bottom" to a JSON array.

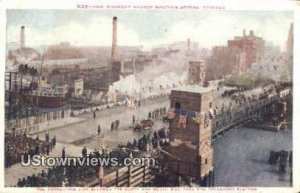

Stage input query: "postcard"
[{"left": 0, "top": 0, "right": 299, "bottom": 193}]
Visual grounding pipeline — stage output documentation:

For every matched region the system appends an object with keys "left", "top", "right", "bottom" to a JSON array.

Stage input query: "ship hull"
[{"left": 23, "top": 95, "right": 66, "bottom": 108}]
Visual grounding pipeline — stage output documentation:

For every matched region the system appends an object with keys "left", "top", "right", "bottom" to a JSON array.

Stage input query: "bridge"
[
  {"left": 211, "top": 88, "right": 291, "bottom": 138},
  {"left": 212, "top": 96, "right": 273, "bottom": 137},
  {"left": 87, "top": 86, "right": 291, "bottom": 187}
]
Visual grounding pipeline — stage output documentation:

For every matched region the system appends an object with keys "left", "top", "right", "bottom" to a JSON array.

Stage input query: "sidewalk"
[{"left": 29, "top": 116, "right": 87, "bottom": 135}]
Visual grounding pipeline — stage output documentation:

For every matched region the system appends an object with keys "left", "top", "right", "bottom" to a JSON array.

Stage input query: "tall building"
[
  {"left": 207, "top": 46, "right": 240, "bottom": 80},
  {"left": 228, "top": 30, "right": 264, "bottom": 69},
  {"left": 207, "top": 30, "right": 264, "bottom": 80},
  {"left": 167, "top": 86, "right": 214, "bottom": 186}
]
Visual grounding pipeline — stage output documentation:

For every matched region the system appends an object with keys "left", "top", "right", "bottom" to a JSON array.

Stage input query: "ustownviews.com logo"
[{"left": 21, "top": 155, "right": 156, "bottom": 167}]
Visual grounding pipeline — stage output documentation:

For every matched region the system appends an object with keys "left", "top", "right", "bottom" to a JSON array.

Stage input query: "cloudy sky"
[{"left": 6, "top": 10, "right": 293, "bottom": 50}]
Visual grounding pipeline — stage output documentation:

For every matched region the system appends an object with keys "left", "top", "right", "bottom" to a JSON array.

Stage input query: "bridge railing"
[
  {"left": 211, "top": 95, "right": 279, "bottom": 136},
  {"left": 87, "top": 165, "right": 154, "bottom": 187}
]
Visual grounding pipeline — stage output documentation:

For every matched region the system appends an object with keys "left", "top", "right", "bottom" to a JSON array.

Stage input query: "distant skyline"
[{"left": 6, "top": 10, "right": 293, "bottom": 50}]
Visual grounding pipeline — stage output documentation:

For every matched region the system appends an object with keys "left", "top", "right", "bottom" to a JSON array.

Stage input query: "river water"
[{"left": 213, "top": 127, "right": 292, "bottom": 187}]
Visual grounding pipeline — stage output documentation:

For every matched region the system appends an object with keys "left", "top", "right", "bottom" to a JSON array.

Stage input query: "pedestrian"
[
  {"left": 111, "top": 122, "right": 114, "bottom": 131},
  {"left": 35, "top": 144, "right": 40, "bottom": 155},
  {"left": 17, "top": 178, "right": 22, "bottom": 187},
  {"left": 116, "top": 120, "right": 120, "bottom": 129},
  {"left": 93, "top": 111, "right": 96, "bottom": 119},
  {"left": 97, "top": 125, "right": 101, "bottom": 135},
  {"left": 148, "top": 111, "right": 151, "bottom": 119},
  {"left": 82, "top": 146, "right": 87, "bottom": 157},
  {"left": 93, "top": 149, "right": 100, "bottom": 157},
  {"left": 45, "top": 132, "right": 49, "bottom": 142},
  {"left": 132, "top": 115, "right": 135, "bottom": 125},
  {"left": 46, "top": 143, "right": 50, "bottom": 155},
  {"left": 52, "top": 135, "right": 56, "bottom": 146},
  {"left": 61, "top": 147, "right": 66, "bottom": 159}
]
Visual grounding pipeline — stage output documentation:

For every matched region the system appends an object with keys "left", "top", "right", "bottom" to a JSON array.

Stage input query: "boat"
[{"left": 22, "top": 83, "right": 68, "bottom": 108}]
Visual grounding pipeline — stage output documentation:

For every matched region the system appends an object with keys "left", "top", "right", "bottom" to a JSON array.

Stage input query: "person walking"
[
  {"left": 111, "top": 122, "right": 114, "bottom": 131},
  {"left": 82, "top": 146, "right": 87, "bottom": 157},
  {"left": 115, "top": 120, "right": 120, "bottom": 129},
  {"left": 93, "top": 111, "right": 96, "bottom": 119},
  {"left": 61, "top": 147, "right": 66, "bottom": 159},
  {"left": 97, "top": 125, "right": 101, "bottom": 135}
]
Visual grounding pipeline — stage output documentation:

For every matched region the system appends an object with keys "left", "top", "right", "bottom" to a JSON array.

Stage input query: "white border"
[{"left": 0, "top": 0, "right": 299, "bottom": 193}]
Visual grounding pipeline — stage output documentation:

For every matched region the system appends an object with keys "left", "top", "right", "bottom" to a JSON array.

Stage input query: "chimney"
[
  {"left": 111, "top": 17, "right": 117, "bottom": 60},
  {"left": 20, "top": 26, "right": 25, "bottom": 48},
  {"left": 187, "top": 38, "right": 190, "bottom": 52},
  {"left": 249, "top": 30, "right": 254, "bottom": 36},
  {"left": 243, "top": 29, "right": 246, "bottom": 37}
]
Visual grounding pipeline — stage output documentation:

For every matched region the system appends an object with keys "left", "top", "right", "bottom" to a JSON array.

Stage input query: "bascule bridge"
[{"left": 166, "top": 86, "right": 214, "bottom": 186}]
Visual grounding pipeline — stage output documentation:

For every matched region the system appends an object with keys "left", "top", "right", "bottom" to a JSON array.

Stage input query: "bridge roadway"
[{"left": 211, "top": 94, "right": 279, "bottom": 138}]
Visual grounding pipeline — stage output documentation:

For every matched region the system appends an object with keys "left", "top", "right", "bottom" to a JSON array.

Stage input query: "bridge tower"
[{"left": 166, "top": 85, "right": 214, "bottom": 186}]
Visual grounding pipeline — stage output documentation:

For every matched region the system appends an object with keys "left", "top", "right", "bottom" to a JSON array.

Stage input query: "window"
[
  {"left": 205, "top": 158, "right": 208, "bottom": 164},
  {"left": 209, "top": 102, "right": 212, "bottom": 108},
  {"left": 175, "top": 102, "right": 181, "bottom": 109}
]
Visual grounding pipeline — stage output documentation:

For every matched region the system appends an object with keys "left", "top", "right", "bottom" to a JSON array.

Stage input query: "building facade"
[
  {"left": 167, "top": 86, "right": 214, "bottom": 186},
  {"left": 207, "top": 30, "right": 264, "bottom": 80},
  {"left": 228, "top": 30, "right": 264, "bottom": 69}
]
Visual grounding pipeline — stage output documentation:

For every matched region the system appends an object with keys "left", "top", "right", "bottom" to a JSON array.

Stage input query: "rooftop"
[{"left": 172, "top": 85, "right": 214, "bottom": 94}]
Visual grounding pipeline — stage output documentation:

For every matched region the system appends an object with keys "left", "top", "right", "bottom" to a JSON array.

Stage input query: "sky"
[{"left": 6, "top": 10, "right": 293, "bottom": 50}]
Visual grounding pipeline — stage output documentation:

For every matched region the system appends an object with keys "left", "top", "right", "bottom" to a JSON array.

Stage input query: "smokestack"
[
  {"left": 249, "top": 30, "right": 254, "bottom": 36},
  {"left": 111, "top": 17, "right": 117, "bottom": 60},
  {"left": 243, "top": 29, "right": 246, "bottom": 37},
  {"left": 187, "top": 38, "right": 190, "bottom": 52},
  {"left": 20, "top": 26, "right": 25, "bottom": 48}
]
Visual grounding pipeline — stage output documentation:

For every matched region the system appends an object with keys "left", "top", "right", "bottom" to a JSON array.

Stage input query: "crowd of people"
[
  {"left": 15, "top": 128, "right": 168, "bottom": 187},
  {"left": 110, "top": 120, "right": 120, "bottom": 130},
  {"left": 5, "top": 132, "right": 56, "bottom": 168},
  {"left": 268, "top": 150, "right": 292, "bottom": 173},
  {"left": 123, "top": 129, "right": 169, "bottom": 151},
  {"left": 18, "top": 64, "right": 38, "bottom": 76}
]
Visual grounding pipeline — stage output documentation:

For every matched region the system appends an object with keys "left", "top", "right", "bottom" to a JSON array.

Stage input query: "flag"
[
  {"left": 127, "top": 98, "right": 136, "bottom": 109},
  {"left": 178, "top": 115, "right": 187, "bottom": 128},
  {"left": 169, "top": 134, "right": 175, "bottom": 142},
  {"left": 167, "top": 108, "right": 175, "bottom": 119},
  {"left": 200, "top": 139, "right": 211, "bottom": 146},
  {"left": 192, "top": 112, "right": 204, "bottom": 124}
]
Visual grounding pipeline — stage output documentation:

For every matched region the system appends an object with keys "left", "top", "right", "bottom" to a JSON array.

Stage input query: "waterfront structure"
[{"left": 167, "top": 86, "right": 214, "bottom": 186}]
